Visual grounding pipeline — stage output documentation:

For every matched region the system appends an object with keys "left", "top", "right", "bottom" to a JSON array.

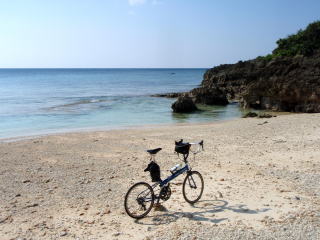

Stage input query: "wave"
[{"left": 44, "top": 98, "right": 111, "bottom": 111}]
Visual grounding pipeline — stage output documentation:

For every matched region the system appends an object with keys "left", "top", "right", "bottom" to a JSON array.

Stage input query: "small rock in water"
[
  {"left": 60, "top": 231, "right": 67, "bottom": 237},
  {"left": 171, "top": 95, "right": 198, "bottom": 113}
]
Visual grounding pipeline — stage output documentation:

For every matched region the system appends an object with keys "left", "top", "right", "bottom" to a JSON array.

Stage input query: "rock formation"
[
  {"left": 171, "top": 95, "right": 198, "bottom": 113},
  {"left": 188, "top": 21, "right": 320, "bottom": 113},
  {"left": 168, "top": 21, "right": 320, "bottom": 113},
  {"left": 189, "top": 87, "right": 228, "bottom": 105},
  {"left": 192, "top": 51, "right": 320, "bottom": 113}
]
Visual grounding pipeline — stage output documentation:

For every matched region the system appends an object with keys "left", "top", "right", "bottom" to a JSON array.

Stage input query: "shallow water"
[{"left": 0, "top": 68, "right": 244, "bottom": 138}]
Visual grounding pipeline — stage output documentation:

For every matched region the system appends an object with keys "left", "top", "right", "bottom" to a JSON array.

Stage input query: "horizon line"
[{"left": 0, "top": 67, "right": 209, "bottom": 69}]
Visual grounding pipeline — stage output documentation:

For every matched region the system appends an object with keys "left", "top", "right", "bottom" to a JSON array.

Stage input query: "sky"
[{"left": 0, "top": 0, "right": 319, "bottom": 68}]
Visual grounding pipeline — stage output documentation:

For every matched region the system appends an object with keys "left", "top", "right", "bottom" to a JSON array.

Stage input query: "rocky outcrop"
[
  {"left": 163, "top": 22, "right": 320, "bottom": 113},
  {"left": 189, "top": 87, "right": 229, "bottom": 105},
  {"left": 189, "top": 51, "right": 320, "bottom": 113},
  {"left": 171, "top": 95, "right": 198, "bottom": 113},
  {"left": 185, "top": 21, "right": 320, "bottom": 113},
  {"left": 151, "top": 92, "right": 184, "bottom": 98}
]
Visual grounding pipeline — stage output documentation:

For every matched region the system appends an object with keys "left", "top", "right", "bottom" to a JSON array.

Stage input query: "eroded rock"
[
  {"left": 171, "top": 95, "right": 198, "bottom": 113},
  {"left": 189, "top": 52, "right": 320, "bottom": 113}
]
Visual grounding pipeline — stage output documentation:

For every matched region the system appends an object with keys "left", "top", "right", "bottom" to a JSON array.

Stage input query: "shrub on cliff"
[{"left": 272, "top": 20, "right": 320, "bottom": 57}]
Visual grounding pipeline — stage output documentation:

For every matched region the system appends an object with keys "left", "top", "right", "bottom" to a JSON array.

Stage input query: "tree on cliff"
[{"left": 272, "top": 20, "right": 320, "bottom": 57}]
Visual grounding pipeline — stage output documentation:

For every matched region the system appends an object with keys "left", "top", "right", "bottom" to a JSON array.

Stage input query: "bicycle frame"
[
  {"left": 160, "top": 164, "right": 189, "bottom": 187},
  {"left": 138, "top": 163, "right": 190, "bottom": 203}
]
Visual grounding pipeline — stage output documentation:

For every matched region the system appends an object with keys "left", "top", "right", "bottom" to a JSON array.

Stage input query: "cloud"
[{"left": 128, "top": 0, "right": 147, "bottom": 6}]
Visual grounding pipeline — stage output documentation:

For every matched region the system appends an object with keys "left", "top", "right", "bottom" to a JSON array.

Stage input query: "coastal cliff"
[
  {"left": 194, "top": 51, "right": 320, "bottom": 112},
  {"left": 170, "top": 21, "right": 320, "bottom": 113}
]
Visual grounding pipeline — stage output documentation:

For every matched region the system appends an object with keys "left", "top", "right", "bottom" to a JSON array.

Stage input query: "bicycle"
[{"left": 124, "top": 139, "right": 204, "bottom": 219}]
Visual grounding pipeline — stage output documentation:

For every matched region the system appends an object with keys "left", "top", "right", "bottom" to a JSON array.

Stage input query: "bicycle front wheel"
[
  {"left": 182, "top": 171, "right": 204, "bottom": 204},
  {"left": 124, "top": 182, "right": 155, "bottom": 219}
]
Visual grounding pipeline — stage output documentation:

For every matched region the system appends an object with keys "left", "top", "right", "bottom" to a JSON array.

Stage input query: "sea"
[{"left": 0, "top": 68, "right": 244, "bottom": 139}]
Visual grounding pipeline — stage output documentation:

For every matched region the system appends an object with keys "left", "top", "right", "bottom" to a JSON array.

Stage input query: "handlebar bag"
[{"left": 174, "top": 142, "right": 190, "bottom": 155}]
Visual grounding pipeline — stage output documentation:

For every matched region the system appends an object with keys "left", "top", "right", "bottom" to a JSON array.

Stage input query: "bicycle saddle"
[{"left": 146, "top": 148, "right": 162, "bottom": 155}]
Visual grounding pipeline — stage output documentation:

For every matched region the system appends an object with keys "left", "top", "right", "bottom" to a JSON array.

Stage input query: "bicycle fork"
[{"left": 187, "top": 174, "right": 197, "bottom": 189}]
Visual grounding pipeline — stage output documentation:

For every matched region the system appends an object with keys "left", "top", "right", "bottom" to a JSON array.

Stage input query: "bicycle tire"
[
  {"left": 124, "top": 182, "right": 155, "bottom": 219},
  {"left": 182, "top": 171, "right": 204, "bottom": 204}
]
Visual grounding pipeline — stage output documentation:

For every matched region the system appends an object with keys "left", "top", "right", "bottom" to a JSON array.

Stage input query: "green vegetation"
[
  {"left": 257, "top": 20, "right": 320, "bottom": 61},
  {"left": 273, "top": 21, "right": 320, "bottom": 56},
  {"left": 256, "top": 54, "right": 273, "bottom": 61}
]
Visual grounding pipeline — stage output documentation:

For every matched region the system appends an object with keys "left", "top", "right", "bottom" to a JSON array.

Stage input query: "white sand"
[{"left": 0, "top": 113, "right": 319, "bottom": 239}]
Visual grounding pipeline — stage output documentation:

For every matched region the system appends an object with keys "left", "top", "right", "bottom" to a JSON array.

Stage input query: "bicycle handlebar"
[{"left": 189, "top": 140, "right": 204, "bottom": 151}]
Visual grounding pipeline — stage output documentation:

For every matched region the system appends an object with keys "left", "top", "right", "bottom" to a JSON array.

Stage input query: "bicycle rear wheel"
[
  {"left": 124, "top": 182, "right": 155, "bottom": 219},
  {"left": 182, "top": 171, "right": 204, "bottom": 204}
]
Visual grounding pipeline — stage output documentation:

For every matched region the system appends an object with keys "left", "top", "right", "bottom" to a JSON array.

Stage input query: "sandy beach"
[{"left": 0, "top": 113, "right": 319, "bottom": 240}]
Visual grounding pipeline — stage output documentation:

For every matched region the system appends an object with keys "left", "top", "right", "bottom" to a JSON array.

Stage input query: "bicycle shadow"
[{"left": 134, "top": 199, "right": 271, "bottom": 226}]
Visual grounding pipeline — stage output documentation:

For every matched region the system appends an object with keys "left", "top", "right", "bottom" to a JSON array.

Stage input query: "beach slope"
[{"left": 0, "top": 114, "right": 319, "bottom": 239}]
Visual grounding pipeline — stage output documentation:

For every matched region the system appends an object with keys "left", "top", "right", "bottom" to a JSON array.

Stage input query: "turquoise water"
[{"left": 0, "top": 69, "right": 243, "bottom": 139}]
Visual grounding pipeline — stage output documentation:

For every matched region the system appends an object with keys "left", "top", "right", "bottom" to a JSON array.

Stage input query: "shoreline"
[
  {"left": 0, "top": 117, "right": 239, "bottom": 143},
  {"left": 0, "top": 109, "right": 293, "bottom": 143}
]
